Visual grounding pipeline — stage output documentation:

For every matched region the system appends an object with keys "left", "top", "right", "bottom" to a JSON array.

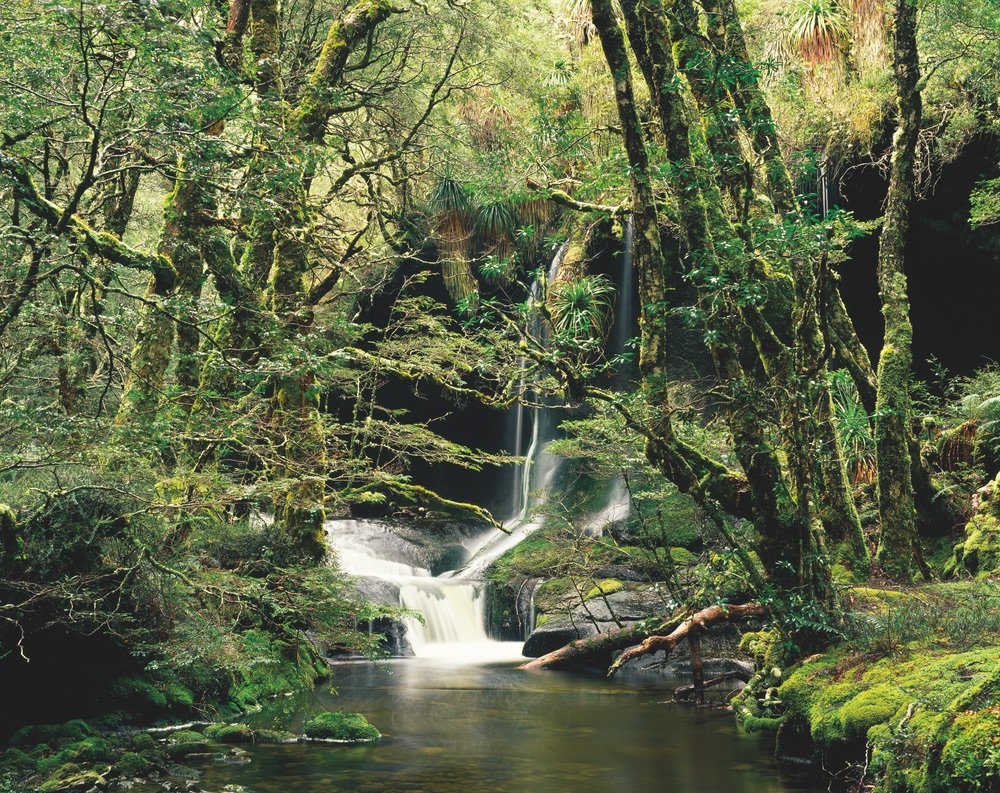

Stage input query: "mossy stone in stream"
[
  {"left": 130, "top": 732, "right": 158, "bottom": 753},
  {"left": 165, "top": 729, "right": 208, "bottom": 757},
  {"left": 303, "top": 712, "right": 381, "bottom": 742},
  {"left": 205, "top": 723, "right": 254, "bottom": 743},
  {"left": 37, "top": 762, "right": 108, "bottom": 793},
  {"left": 114, "top": 751, "right": 152, "bottom": 777}
]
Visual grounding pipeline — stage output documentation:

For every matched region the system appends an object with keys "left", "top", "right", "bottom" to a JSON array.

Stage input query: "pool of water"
[{"left": 195, "top": 656, "right": 834, "bottom": 793}]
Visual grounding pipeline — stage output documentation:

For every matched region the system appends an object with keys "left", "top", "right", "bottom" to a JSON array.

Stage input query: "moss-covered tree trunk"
[
  {"left": 118, "top": 174, "right": 205, "bottom": 422},
  {"left": 874, "top": 0, "right": 921, "bottom": 577},
  {"left": 598, "top": 0, "right": 824, "bottom": 594}
]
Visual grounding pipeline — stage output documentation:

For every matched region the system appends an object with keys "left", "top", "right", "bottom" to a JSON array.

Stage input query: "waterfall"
[
  {"left": 453, "top": 245, "right": 567, "bottom": 580},
  {"left": 581, "top": 220, "right": 635, "bottom": 537},
  {"left": 326, "top": 245, "right": 569, "bottom": 662},
  {"left": 612, "top": 217, "right": 636, "bottom": 389},
  {"left": 327, "top": 519, "right": 513, "bottom": 660}
]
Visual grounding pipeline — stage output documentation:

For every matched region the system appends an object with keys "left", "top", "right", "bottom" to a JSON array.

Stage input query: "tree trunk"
[{"left": 874, "top": 0, "right": 922, "bottom": 577}]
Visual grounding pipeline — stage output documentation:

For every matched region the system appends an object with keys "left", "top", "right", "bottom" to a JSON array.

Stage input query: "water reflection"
[{"left": 196, "top": 659, "right": 831, "bottom": 793}]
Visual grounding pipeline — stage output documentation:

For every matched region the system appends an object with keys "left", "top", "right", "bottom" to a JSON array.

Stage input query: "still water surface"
[{"left": 197, "top": 656, "right": 832, "bottom": 793}]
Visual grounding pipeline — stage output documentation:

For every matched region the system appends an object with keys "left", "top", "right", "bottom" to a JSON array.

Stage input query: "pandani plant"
[
  {"left": 787, "top": 0, "right": 849, "bottom": 92},
  {"left": 428, "top": 174, "right": 478, "bottom": 304},
  {"left": 547, "top": 274, "right": 617, "bottom": 343},
  {"left": 830, "top": 368, "right": 876, "bottom": 484}
]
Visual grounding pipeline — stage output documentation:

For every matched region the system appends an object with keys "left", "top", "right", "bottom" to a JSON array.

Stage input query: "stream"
[
  {"left": 186, "top": 510, "right": 837, "bottom": 793},
  {"left": 196, "top": 658, "right": 832, "bottom": 793}
]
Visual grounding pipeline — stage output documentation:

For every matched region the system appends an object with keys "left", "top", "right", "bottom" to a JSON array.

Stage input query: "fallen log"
[
  {"left": 607, "top": 602, "right": 767, "bottom": 677},
  {"left": 518, "top": 609, "right": 684, "bottom": 671}
]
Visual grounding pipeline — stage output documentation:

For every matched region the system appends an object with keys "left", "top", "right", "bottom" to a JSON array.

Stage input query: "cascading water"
[
  {"left": 327, "top": 518, "right": 505, "bottom": 659},
  {"left": 452, "top": 245, "right": 567, "bottom": 580},
  {"left": 584, "top": 219, "right": 636, "bottom": 537},
  {"left": 327, "top": 245, "right": 569, "bottom": 662}
]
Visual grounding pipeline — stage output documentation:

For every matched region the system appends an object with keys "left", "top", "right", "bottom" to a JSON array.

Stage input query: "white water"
[
  {"left": 583, "top": 219, "right": 635, "bottom": 536},
  {"left": 327, "top": 518, "right": 523, "bottom": 662}
]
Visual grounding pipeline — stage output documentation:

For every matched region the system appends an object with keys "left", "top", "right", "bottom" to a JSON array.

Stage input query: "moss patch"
[{"left": 585, "top": 578, "right": 624, "bottom": 600}]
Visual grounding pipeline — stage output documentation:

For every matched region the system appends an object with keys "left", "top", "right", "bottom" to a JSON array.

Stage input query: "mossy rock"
[
  {"left": 9, "top": 720, "right": 92, "bottom": 750},
  {"left": 670, "top": 547, "right": 698, "bottom": 565},
  {"left": 779, "top": 646, "right": 1000, "bottom": 789},
  {"left": 205, "top": 723, "right": 254, "bottom": 743},
  {"left": 937, "top": 708, "right": 1000, "bottom": 790},
  {"left": 303, "top": 712, "right": 380, "bottom": 742},
  {"left": 254, "top": 728, "right": 296, "bottom": 743},
  {"left": 114, "top": 751, "right": 152, "bottom": 777},
  {"left": 38, "top": 762, "right": 107, "bottom": 793},
  {"left": 166, "top": 730, "right": 205, "bottom": 745},
  {"left": 164, "top": 729, "right": 208, "bottom": 758},
  {"left": 3, "top": 747, "right": 38, "bottom": 773},
  {"left": 202, "top": 723, "right": 294, "bottom": 743},
  {"left": 77, "top": 736, "right": 114, "bottom": 763},
  {"left": 584, "top": 578, "right": 624, "bottom": 600},
  {"left": 950, "top": 513, "right": 1000, "bottom": 578},
  {"left": 130, "top": 733, "right": 158, "bottom": 753}
]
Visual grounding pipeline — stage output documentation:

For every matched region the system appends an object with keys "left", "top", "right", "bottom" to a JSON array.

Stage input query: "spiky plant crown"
[
  {"left": 789, "top": 0, "right": 849, "bottom": 67},
  {"left": 548, "top": 274, "right": 617, "bottom": 342}
]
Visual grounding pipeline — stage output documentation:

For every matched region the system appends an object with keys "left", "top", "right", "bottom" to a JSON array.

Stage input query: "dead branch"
[{"left": 607, "top": 601, "right": 766, "bottom": 677}]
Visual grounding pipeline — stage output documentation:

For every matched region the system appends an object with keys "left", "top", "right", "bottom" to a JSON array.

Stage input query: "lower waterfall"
[{"left": 326, "top": 517, "right": 524, "bottom": 661}]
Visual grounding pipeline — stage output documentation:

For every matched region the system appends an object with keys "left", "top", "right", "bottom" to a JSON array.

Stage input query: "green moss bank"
[{"left": 775, "top": 647, "right": 1000, "bottom": 792}]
